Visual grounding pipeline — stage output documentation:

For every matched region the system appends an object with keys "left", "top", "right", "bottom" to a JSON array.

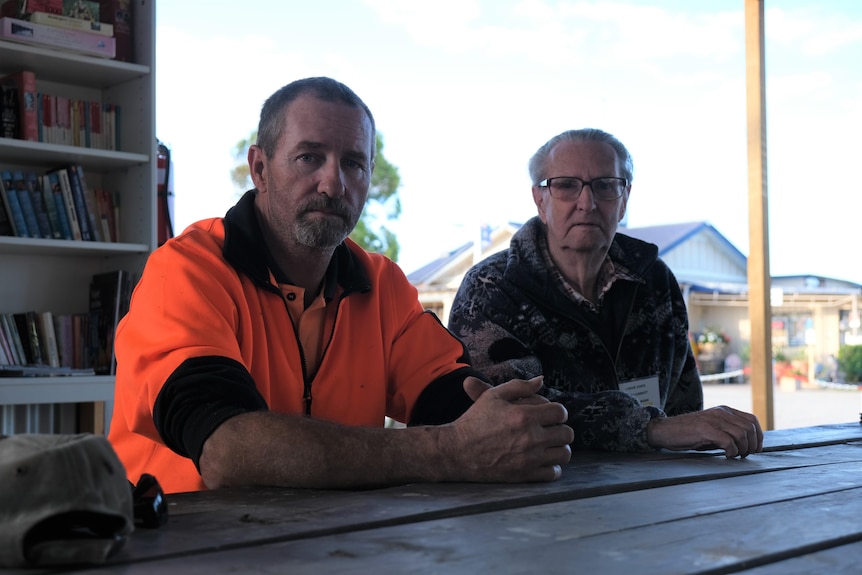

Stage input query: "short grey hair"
[
  {"left": 256, "top": 76, "right": 376, "bottom": 160},
  {"left": 528, "top": 128, "right": 633, "bottom": 185}
]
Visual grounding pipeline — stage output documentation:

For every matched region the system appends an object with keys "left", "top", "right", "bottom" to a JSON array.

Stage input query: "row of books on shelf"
[
  {"left": 0, "top": 269, "right": 133, "bottom": 376},
  {"left": 0, "top": 0, "right": 132, "bottom": 61},
  {"left": 0, "top": 163, "right": 121, "bottom": 242},
  {"left": 1, "top": 70, "right": 121, "bottom": 150}
]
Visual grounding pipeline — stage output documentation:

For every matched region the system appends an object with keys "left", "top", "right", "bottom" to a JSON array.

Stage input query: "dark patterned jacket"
[{"left": 449, "top": 216, "right": 703, "bottom": 452}]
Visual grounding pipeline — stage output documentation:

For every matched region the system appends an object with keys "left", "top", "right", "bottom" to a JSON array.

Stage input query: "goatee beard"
[{"left": 295, "top": 196, "right": 357, "bottom": 249}]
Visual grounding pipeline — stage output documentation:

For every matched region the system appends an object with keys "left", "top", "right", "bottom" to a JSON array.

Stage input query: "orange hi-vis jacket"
[{"left": 108, "top": 191, "right": 476, "bottom": 493}]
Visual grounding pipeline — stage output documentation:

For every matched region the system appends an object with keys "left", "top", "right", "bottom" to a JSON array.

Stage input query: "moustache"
[{"left": 299, "top": 196, "right": 352, "bottom": 219}]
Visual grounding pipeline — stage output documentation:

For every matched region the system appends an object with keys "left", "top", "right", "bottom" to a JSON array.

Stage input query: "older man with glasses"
[{"left": 449, "top": 128, "right": 762, "bottom": 459}]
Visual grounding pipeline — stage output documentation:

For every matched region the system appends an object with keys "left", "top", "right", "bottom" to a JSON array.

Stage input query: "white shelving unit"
[{"left": 0, "top": 1, "right": 155, "bottom": 434}]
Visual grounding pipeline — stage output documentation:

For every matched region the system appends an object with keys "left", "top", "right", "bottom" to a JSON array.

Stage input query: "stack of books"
[
  {"left": 0, "top": 0, "right": 132, "bottom": 61},
  {"left": 0, "top": 164, "right": 121, "bottom": 243},
  {"left": 0, "top": 269, "right": 133, "bottom": 376},
  {"left": 1, "top": 70, "right": 121, "bottom": 149}
]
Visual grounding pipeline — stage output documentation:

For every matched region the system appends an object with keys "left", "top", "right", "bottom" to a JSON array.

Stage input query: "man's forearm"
[
  {"left": 198, "top": 377, "right": 574, "bottom": 489},
  {"left": 199, "top": 411, "right": 454, "bottom": 489}
]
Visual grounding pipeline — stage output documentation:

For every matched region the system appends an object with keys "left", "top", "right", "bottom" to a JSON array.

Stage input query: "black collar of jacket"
[{"left": 222, "top": 190, "right": 371, "bottom": 299}]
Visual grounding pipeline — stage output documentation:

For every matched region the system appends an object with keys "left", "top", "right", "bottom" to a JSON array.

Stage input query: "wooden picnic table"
[{"left": 21, "top": 421, "right": 862, "bottom": 574}]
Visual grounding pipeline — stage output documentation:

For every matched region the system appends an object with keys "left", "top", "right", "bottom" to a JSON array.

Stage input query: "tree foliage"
[
  {"left": 230, "top": 131, "right": 401, "bottom": 260},
  {"left": 837, "top": 345, "right": 862, "bottom": 382}
]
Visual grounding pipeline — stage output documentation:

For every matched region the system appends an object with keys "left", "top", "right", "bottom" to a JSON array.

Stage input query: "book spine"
[
  {"left": 0, "top": 70, "right": 38, "bottom": 141},
  {"left": 13, "top": 312, "right": 45, "bottom": 365},
  {"left": 0, "top": 313, "right": 24, "bottom": 366},
  {"left": 53, "top": 313, "right": 74, "bottom": 368},
  {"left": 39, "top": 174, "right": 64, "bottom": 239},
  {"left": 95, "top": 188, "right": 116, "bottom": 242},
  {"left": 66, "top": 164, "right": 92, "bottom": 241},
  {"left": 0, "top": 17, "right": 116, "bottom": 58},
  {"left": 0, "top": 197, "right": 14, "bottom": 236},
  {"left": 1, "top": 81, "right": 19, "bottom": 139},
  {"left": 29, "top": 11, "right": 114, "bottom": 36},
  {"left": 0, "top": 329, "right": 8, "bottom": 365},
  {"left": 25, "top": 171, "right": 53, "bottom": 238},
  {"left": 0, "top": 170, "right": 20, "bottom": 236},
  {"left": 99, "top": 0, "right": 131, "bottom": 62},
  {"left": 46, "top": 171, "right": 73, "bottom": 239},
  {"left": 38, "top": 311, "right": 61, "bottom": 368},
  {"left": 0, "top": 316, "right": 14, "bottom": 365},
  {"left": 74, "top": 163, "right": 102, "bottom": 241},
  {"left": 10, "top": 171, "right": 40, "bottom": 238},
  {"left": 54, "top": 168, "right": 83, "bottom": 240}
]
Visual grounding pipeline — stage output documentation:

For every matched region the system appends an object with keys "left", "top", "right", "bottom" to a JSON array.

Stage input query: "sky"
[{"left": 155, "top": 1, "right": 862, "bottom": 283}]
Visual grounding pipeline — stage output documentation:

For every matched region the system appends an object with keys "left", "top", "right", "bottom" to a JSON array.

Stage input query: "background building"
[{"left": 408, "top": 221, "right": 862, "bottom": 379}]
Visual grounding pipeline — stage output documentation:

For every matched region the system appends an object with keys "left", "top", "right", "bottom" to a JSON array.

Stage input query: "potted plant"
[{"left": 696, "top": 327, "right": 730, "bottom": 360}]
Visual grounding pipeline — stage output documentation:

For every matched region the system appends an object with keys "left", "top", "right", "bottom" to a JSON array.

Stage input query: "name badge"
[{"left": 619, "top": 375, "right": 661, "bottom": 407}]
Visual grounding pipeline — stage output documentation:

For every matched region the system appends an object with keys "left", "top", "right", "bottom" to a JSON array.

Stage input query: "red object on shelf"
[{"left": 156, "top": 141, "right": 174, "bottom": 246}]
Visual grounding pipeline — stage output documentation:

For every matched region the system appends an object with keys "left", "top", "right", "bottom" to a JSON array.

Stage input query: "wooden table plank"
[
  {"left": 36, "top": 443, "right": 862, "bottom": 574},
  {"left": 11, "top": 425, "right": 861, "bottom": 574},
  {"left": 94, "top": 467, "right": 862, "bottom": 575},
  {"left": 740, "top": 541, "right": 862, "bottom": 574},
  {"left": 104, "top": 443, "right": 861, "bottom": 562},
  {"left": 761, "top": 422, "right": 862, "bottom": 450}
]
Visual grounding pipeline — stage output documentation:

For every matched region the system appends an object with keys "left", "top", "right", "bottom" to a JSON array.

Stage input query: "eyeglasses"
[{"left": 537, "top": 176, "right": 627, "bottom": 202}]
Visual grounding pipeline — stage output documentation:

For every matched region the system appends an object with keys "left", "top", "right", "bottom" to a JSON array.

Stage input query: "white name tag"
[{"left": 619, "top": 375, "right": 661, "bottom": 407}]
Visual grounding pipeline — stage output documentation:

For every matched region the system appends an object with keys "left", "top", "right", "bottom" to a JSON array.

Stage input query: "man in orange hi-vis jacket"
[{"left": 108, "top": 77, "right": 574, "bottom": 494}]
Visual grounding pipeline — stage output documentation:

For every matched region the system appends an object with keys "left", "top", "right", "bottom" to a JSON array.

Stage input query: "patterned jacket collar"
[
  {"left": 505, "top": 216, "right": 657, "bottom": 299},
  {"left": 222, "top": 190, "right": 371, "bottom": 298}
]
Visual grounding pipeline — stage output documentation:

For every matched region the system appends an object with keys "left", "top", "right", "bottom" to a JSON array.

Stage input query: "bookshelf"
[{"left": 0, "top": 1, "right": 155, "bottom": 435}]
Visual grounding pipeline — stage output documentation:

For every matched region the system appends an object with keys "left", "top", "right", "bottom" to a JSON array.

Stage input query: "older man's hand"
[{"left": 646, "top": 406, "right": 763, "bottom": 458}]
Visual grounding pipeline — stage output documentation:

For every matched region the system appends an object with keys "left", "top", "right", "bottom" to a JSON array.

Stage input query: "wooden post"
[{"left": 745, "top": 0, "right": 774, "bottom": 430}]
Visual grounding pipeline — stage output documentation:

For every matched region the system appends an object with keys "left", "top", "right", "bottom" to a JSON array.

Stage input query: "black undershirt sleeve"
[
  {"left": 409, "top": 366, "right": 483, "bottom": 426},
  {"left": 153, "top": 356, "right": 268, "bottom": 471}
]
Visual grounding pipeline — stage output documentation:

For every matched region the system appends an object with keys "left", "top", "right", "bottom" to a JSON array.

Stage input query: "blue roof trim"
[{"left": 622, "top": 221, "right": 747, "bottom": 265}]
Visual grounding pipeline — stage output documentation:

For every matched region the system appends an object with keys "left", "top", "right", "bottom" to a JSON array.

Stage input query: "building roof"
[
  {"left": 407, "top": 220, "right": 749, "bottom": 288},
  {"left": 406, "top": 242, "right": 473, "bottom": 286},
  {"left": 620, "top": 221, "right": 747, "bottom": 263}
]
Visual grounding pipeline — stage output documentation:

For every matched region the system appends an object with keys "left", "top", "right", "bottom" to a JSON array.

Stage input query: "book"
[
  {"left": 53, "top": 313, "right": 74, "bottom": 367},
  {"left": 13, "top": 311, "right": 45, "bottom": 365},
  {"left": 1, "top": 81, "right": 19, "bottom": 138},
  {"left": 0, "top": 16, "right": 116, "bottom": 59},
  {"left": 71, "top": 312, "right": 90, "bottom": 369},
  {"left": 51, "top": 167, "right": 83, "bottom": 240},
  {"left": 62, "top": 0, "right": 99, "bottom": 20},
  {"left": 0, "top": 317, "right": 13, "bottom": 364},
  {"left": 24, "top": 171, "right": 53, "bottom": 238},
  {"left": 89, "top": 269, "right": 125, "bottom": 374},
  {"left": 41, "top": 172, "right": 72, "bottom": 239},
  {"left": 0, "top": 0, "right": 63, "bottom": 18},
  {"left": 71, "top": 163, "right": 101, "bottom": 241},
  {"left": 98, "top": 0, "right": 131, "bottom": 62},
  {"left": 0, "top": 170, "right": 28, "bottom": 237},
  {"left": 0, "top": 327, "right": 9, "bottom": 365},
  {"left": 0, "top": 70, "right": 37, "bottom": 141},
  {"left": 65, "top": 164, "right": 93, "bottom": 240},
  {"left": 95, "top": 187, "right": 117, "bottom": 241},
  {"left": 10, "top": 170, "right": 41, "bottom": 238},
  {"left": 28, "top": 10, "right": 112, "bottom": 35},
  {"left": 0, "top": 169, "right": 18, "bottom": 236},
  {"left": 38, "top": 310, "right": 60, "bottom": 367},
  {"left": 0, "top": 313, "right": 25, "bottom": 365}
]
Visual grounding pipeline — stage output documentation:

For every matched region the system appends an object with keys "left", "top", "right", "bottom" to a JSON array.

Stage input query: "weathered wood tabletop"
[{"left": 21, "top": 422, "right": 862, "bottom": 574}]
